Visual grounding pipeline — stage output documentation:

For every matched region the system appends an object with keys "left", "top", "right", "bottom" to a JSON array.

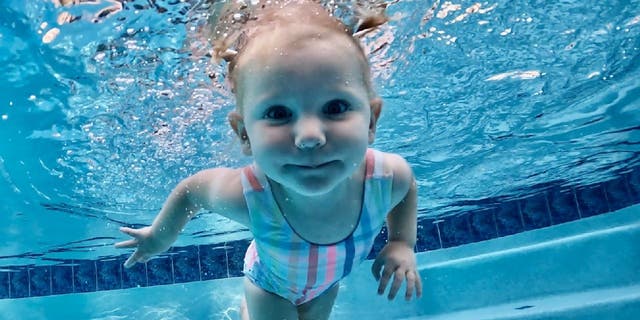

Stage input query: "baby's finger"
[
  {"left": 123, "top": 250, "right": 144, "bottom": 268},
  {"left": 371, "top": 257, "right": 384, "bottom": 280},
  {"left": 114, "top": 239, "right": 138, "bottom": 249},
  {"left": 377, "top": 264, "right": 396, "bottom": 295},
  {"left": 415, "top": 271, "right": 423, "bottom": 298},
  {"left": 405, "top": 270, "right": 416, "bottom": 300},
  {"left": 119, "top": 226, "right": 140, "bottom": 238},
  {"left": 387, "top": 269, "right": 406, "bottom": 300}
]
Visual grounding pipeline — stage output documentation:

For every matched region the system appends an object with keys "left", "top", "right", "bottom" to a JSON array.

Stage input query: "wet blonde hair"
[{"left": 206, "top": 0, "right": 389, "bottom": 95}]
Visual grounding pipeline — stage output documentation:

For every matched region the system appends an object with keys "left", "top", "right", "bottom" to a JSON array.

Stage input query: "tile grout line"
[
  {"left": 571, "top": 187, "right": 583, "bottom": 219},
  {"left": 170, "top": 254, "right": 175, "bottom": 284},
  {"left": 145, "top": 261, "right": 149, "bottom": 287},
  {"left": 94, "top": 260, "right": 98, "bottom": 291},
  {"left": 434, "top": 220, "right": 443, "bottom": 249},
  {"left": 71, "top": 260, "right": 75, "bottom": 293},
  {"left": 119, "top": 258, "right": 123, "bottom": 290},
  {"left": 491, "top": 208, "right": 499, "bottom": 239},
  {"left": 623, "top": 173, "right": 633, "bottom": 200},
  {"left": 464, "top": 214, "right": 473, "bottom": 244},
  {"left": 197, "top": 245, "right": 202, "bottom": 282},
  {"left": 543, "top": 191, "right": 554, "bottom": 225},
  {"left": 27, "top": 267, "right": 31, "bottom": 297},
  {"left": 516, "top": 200, "right": 525, "bottom": 230},
  {"left": 600, "top": 184, "right": 611, "bottom": 213},
  {"left": 49, "top": 265, "right": 52, "bottom": 296},
  {"left": 225, "top": 242, "right": 230, "bottom": 278},
  {"left": 7, "top": 270, "right": 11, "bottom": 298}
]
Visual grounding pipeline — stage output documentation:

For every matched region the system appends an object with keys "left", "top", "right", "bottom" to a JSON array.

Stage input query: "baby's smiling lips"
[{"left": 292, "top": 160, "right": 336, "bottom": 169}]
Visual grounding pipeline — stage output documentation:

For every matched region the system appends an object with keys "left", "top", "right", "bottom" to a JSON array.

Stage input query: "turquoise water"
[{"left": 1, "top": 0, "right": 640, "bottom": 318}]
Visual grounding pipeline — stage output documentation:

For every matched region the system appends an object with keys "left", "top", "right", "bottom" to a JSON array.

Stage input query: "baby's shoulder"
[
  {"left": 375, "top": 150, "right": 412, "bottom": 180},
  {"left": 186, "top": 167, "right": 250, "bottom": 226},
  {"left": 374, "top": 150, "right": 414, "bottom": 205}
]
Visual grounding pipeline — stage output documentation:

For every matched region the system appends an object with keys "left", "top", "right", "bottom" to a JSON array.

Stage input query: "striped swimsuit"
[{"left": 240, "top": 148, "right": 393, "bottom": 305}]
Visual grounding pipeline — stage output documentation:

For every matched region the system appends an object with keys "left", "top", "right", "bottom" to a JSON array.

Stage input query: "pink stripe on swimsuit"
[{"left": 240, "top": 149, "right": 393, "bottom": 305}]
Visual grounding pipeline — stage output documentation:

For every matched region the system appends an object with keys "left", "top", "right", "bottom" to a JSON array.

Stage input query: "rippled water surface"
[{"left": 1, "top": 0, "right": 639, "bottom": 263}]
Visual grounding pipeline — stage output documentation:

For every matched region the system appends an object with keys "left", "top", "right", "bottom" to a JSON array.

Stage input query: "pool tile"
[
  {"left": 603, "top": 176, "right": 633, "bottom": 211},
  {"left": 0, "top": 272, "right": 8, "bottom": 299},
  {"left": 415, "top": 218, "right": 442, "bottom": 252},
  {"left": 575, "top": 184, "right": 609, "bottom": 218},
  {"left": 520, "top": 193, "right": 551, "bottom": 230},
  {"left": 227, "top": 240, "right": 251, "bottom": 277},
  {"left": 547, "top": 188, "right": 580, "bottom": 224},
  {"left": 627, "top": 169, "right": 640, "bottom": 203},
  {"left": 494, "top": 201, "right": 524, "bottom": 237},
  {"left": 74, "top": 260, "right": 97, "bottom": 293},
  {"left": 440, "top": 214, "right": 473, "bottom": 248},
  {"left": 468, "top": 208, "right": 498, "bottom": 241},
  {"left": 199, "top": 244, "right": 229, "bottom": 280},
  {"left": 96, "top": 258, "right": 122, "bottom": 291},
  {"left": 29, "top": 266, "right": 51, "bottom": 297},
  {"left": 51, "top": 264, "right": 73, "bottom": 294},
  {"left": 147, "top": 256, "right": 174, "bottom": 286},
  {"left": 122, "top": 260, "right": 147, "bottom": 288},
  {"left": 9, "top": 267, "right": 29, "bottom": 298},
  {"left": 172, "top": 246, "right": 200, "bottom": 283},
  {"left": 367, "top": 227, "right": 388, "bottom": 259}
]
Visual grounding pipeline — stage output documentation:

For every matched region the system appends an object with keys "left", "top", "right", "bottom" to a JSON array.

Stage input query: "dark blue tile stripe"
[{"left": 2, "top": 168, "right": 640, "bottom": 299}]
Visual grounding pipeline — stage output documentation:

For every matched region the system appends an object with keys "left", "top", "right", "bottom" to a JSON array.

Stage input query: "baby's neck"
[
  {"left": 270, "top": 178, "right": 350, "bottom": 210},
  {"left": 268, "top": 173, "right": 366, "bottom": 244},
  {"left": 267, "top": 161, "right": 366, "bottom": 216}
]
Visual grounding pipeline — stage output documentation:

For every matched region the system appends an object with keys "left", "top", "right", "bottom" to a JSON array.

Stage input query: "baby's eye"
[
  {"left": 324, "top": 99, "right": 351, "bottom": 115},
  {"left": 264, "top": 105, "right": 292, "bottom": 120}
]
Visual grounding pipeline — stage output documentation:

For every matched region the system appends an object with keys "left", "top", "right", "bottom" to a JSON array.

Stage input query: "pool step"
[
  {"left": 401, "top": 284, "right": 640, "bottom": 320},
  {"left": 412, "top": 206, "right": 640, "bottom": 316}
]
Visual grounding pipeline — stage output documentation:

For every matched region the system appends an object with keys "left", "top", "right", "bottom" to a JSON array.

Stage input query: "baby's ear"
[
  {"left": 228, "top": 111, "right": 252, "bottom": 155},
  {"left": 368, "top": 98, "right": 383, "bottom": 144}
]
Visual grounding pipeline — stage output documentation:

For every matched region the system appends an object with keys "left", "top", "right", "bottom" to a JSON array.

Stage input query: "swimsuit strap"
[{"left": 240, "top": 165, "right": 266, "bottom": 193}]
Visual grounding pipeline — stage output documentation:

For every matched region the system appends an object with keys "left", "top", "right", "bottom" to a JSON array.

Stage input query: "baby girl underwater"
[{"left": 115, "top": 1, "right": 423, "bottom": 319}]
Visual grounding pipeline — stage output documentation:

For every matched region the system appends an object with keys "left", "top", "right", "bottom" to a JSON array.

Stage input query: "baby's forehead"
[
  {"left": 237, "top": 24, "right": 366, "bottom": 71},
  {"left": 255, "top": 25, "right": 356, "bottom": 51}
]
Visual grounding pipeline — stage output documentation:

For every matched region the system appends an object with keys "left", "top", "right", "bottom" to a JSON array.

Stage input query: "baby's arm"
[
  {"left": 371, "top": 153, "right": 423, "bottom": 300},
  {"left": 115, "top": 168, "right": 248, "bottom": 268}
]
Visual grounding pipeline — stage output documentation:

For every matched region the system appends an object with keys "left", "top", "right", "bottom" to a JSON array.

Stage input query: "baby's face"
[{"left": 232, "top": 27, "right": 379, "bottom": 196}]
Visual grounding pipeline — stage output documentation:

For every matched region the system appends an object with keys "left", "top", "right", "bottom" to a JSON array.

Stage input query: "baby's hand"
[
  {"left": 114, "top": 226, "right": 171, "bottom": 268},
  {"left": 371, "top": 241, "right": 423, "bottom": 301}
]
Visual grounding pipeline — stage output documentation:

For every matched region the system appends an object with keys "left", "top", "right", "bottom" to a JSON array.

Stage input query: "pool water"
[{"left": 1, "top": 0, "right": 640, "bottom": 319}]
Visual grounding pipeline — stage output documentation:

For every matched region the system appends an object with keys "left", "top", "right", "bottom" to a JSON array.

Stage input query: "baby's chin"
[
  {"left": 271, "top": 168, "right": 354, "bottom": 198},
  {"left": 278, "top": 175, "right": 345, "bottom": 197}
]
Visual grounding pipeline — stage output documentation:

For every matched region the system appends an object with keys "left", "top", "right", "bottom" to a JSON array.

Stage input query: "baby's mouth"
[{"left": 292, "top": 160, "right": 337, "bottom": 169}]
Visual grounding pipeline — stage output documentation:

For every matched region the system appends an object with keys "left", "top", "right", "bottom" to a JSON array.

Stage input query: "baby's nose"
[{"left": 294, "top": 117, "right": 326, "bottom": 150}]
